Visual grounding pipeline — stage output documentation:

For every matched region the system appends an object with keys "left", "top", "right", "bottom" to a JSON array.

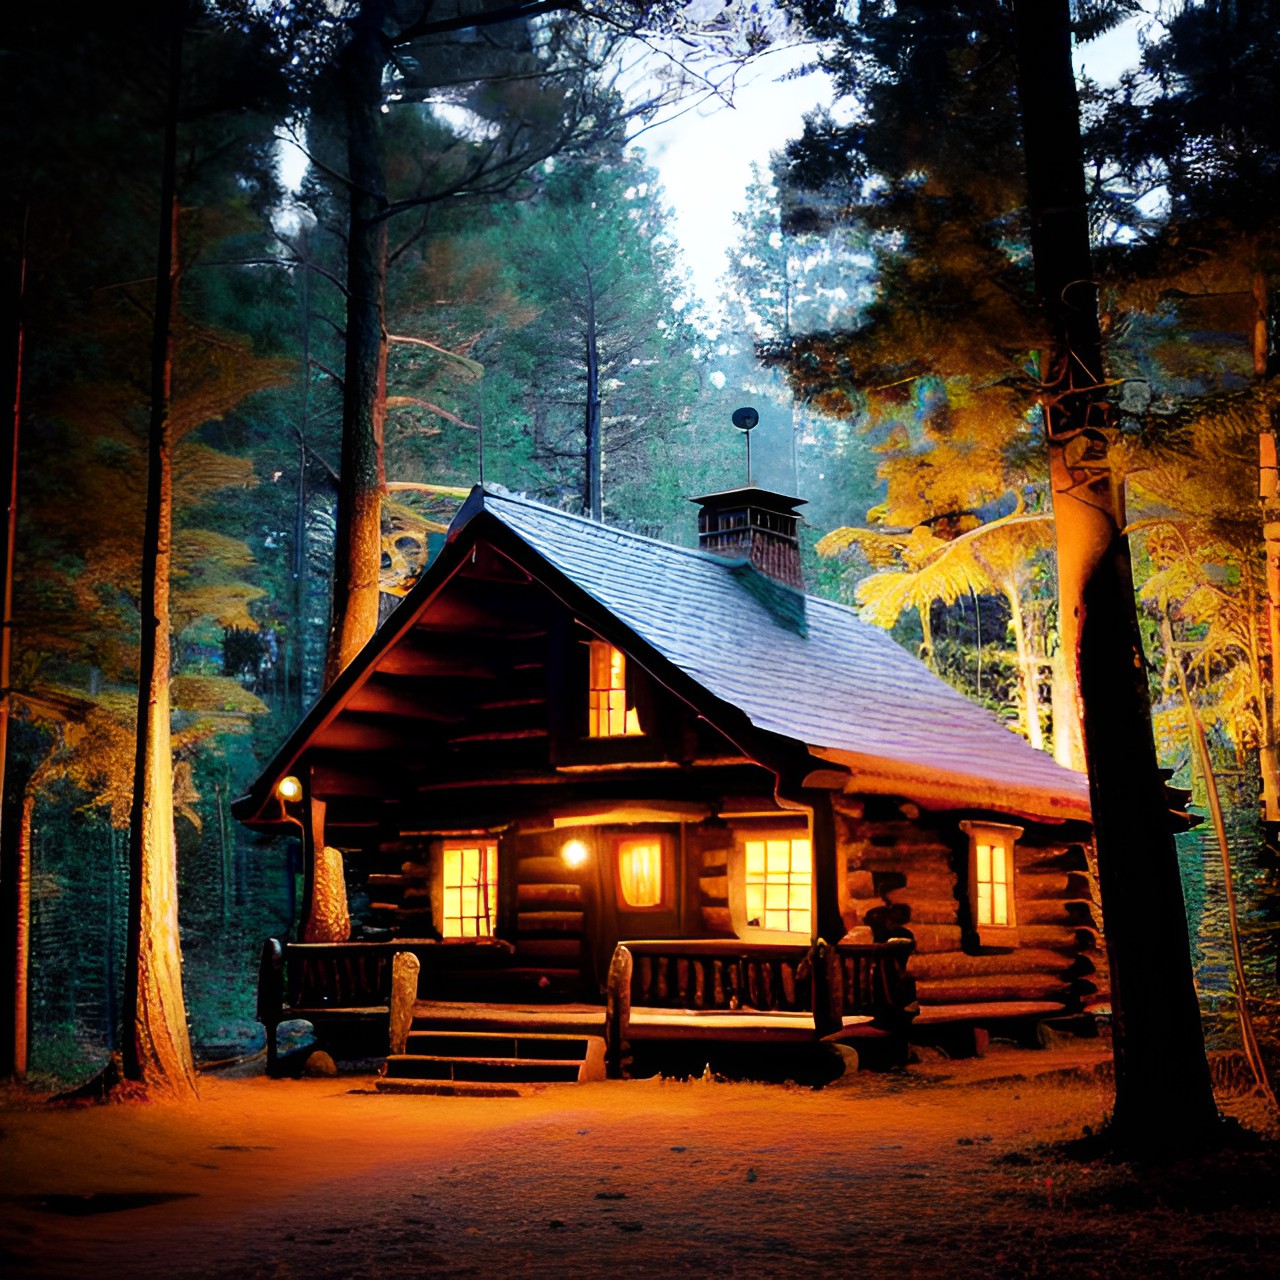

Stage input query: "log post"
[
  {"left": 301, "top": 786, "right": 350, "bottom": 943},
  {"left": 388, "top": 950, "right": 419, "bottom": 1056},
  {"left": 605, "top": 943, "right": 633, "bottom": 1079},
  {"left": 256, "top": 938, "right": 285, "bottom": 1076}
]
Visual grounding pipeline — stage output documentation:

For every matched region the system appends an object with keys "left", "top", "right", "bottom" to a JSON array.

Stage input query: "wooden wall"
[{"left": 833, "top": 795, "right": 1106, "bottom": 1011}]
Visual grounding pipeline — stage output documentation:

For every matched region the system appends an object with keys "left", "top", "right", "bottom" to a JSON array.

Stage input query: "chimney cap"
[{"left": 690, "top": 485, "right": 807, "bottom": 514}]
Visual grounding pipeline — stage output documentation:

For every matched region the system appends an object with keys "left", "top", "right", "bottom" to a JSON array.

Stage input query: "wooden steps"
[{"left": 378, "top": 1029, "right": 606, "bottom": 1092}]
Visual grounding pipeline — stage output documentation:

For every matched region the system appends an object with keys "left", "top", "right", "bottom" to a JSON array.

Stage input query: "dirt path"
[{"left": 2, "top": 1042, "right": 1278, "bottom": 1279}]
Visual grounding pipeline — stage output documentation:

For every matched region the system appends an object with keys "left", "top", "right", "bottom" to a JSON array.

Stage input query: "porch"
[{"left": 258, "top": 934, "right": 919, "bottom": 1088}]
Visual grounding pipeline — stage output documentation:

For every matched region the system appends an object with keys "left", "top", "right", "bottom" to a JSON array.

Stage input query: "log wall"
[{"left": 833, "top": 796, "right": 1105, "bottom": 1011}]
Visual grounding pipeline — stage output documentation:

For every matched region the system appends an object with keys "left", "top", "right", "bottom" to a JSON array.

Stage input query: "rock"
[{"left": 302, "top": 1050, "right": 337, "bottom": 1077}]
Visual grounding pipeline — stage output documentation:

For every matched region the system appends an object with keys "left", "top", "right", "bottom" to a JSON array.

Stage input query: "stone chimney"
[{"left": 691, "top": 486, "right": 807, "bottom": 590}]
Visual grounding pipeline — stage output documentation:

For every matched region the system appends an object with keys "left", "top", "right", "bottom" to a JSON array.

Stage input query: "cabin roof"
[
  {"left": 235, "top": 486, "right": 1090, "bottom": 825},
  {"left": 478, "top": 489, "right": 1089, "bottom": 820}
]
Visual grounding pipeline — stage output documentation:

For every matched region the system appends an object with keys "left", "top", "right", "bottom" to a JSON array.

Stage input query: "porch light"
[
  {"left": 276, "top": 775, "right": 303, "bottom": 803},
  {"left": 562, "top": 839, "right": 589, "bottom": 868}
]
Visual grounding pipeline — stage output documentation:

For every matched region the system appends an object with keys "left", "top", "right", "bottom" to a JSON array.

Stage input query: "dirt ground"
[{"left": 2, "top": 1040, "right": 1279, "bottom": 1280}]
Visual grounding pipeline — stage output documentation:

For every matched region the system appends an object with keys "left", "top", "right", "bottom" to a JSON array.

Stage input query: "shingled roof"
[{"left": 472, "top": 488, "right": 1090, "bottom": 821}]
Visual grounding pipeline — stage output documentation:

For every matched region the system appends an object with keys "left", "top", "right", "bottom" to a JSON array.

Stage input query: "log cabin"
[{"left": 234, "top": 483, "right": 1103, "bottom": 1087}]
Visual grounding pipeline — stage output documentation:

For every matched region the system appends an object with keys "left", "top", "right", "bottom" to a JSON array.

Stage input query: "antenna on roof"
[{"left": 732, "top": 406, "right": 758, "bottom": 486}]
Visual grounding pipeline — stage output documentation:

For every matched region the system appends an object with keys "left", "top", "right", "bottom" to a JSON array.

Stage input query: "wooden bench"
[
  {"left": 911, "top": 1000, "right": 1069, "bottom": 1057},
  {"left": 604, "top": 938, "right": 917, "bottom": 1078}
]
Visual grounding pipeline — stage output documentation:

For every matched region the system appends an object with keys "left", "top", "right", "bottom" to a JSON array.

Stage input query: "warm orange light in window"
[
  {"left": 617, "top": 838, "right": 663, "bottom": 907},
  {"left": 442, "top": 840, "right": 498, "bottom": 938},
  {"left": 562, "top": 839, "right": 589, "bottom": 868},
  {"left": 744, "top": 837, "right": 811, "bottom": 934},
  {"left": 975, "top": 839, "right": 1011, "bottom": 926},
  {"left": 588, "top": 641, "right": 642, "bottom": 737}
]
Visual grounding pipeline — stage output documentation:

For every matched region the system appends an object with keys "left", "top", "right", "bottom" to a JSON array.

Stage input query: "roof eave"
[{"left": 809, "top": 746, "right": 1092, "bottom": 824}]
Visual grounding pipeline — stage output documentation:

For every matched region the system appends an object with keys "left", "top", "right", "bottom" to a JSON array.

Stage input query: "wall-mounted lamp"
[
  {"left": 562, "top": 839, "right": 589, "bottom": 868},
  {"left": 276, "top": 775, "right": 303, "bottom": 803}
]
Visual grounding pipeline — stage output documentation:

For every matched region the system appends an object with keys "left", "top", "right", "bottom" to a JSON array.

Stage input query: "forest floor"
[{"left": 1, "top": 1038, "right": 1279, "bottom": 1279}]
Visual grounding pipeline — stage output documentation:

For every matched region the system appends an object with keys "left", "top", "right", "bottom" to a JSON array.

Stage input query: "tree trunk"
[
  {"left": 1005, "top": 577, "right": 1044, "bottom": 751},
  {"left": 0, "top": 209, "right": 24, "bottom": 1078},
  {"left": 123, "top": 10, "right": 197, "bottom": 1098},
  {"left": 326, "top": 0, "right": 390, "bottom": 686},
  {"left": 584, "top": 269, "right": 602, "bottom": 520},
  {"left": 1252, "top": 263, "right": 1280, "bottom": 819},
  {"left": 1011, "top": 0, "right": 1219, "bottom": 1151},
  {"left": 919, "top": 602, "right": 934, "bottom": 669}
]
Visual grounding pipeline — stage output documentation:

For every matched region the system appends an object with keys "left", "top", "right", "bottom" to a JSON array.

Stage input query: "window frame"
[
  {"left": 438, "top": 838, "right": 500, "bottom": 940},
  {"left": 731, "top": 826, "right": 814, "bottom": 940},
  {"left": 586, "top": 639, "right": 643, "bottom": 739},
  {"left": 959, "top": 820, "right": 1023, "bottom": 945}
]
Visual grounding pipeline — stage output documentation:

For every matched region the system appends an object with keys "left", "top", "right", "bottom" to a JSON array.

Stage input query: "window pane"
[
  {"left": 766, "top": 883, "right": 788, "bottom": 910},
  {"left": 977, "top": 882, "right": 992, "bottom": 926},
  {"left": 791, "top": 911, "right": 811, "bottom": 937},
  {"left": 765, "top": 910, "right": 788, "bottom": 930},
  {"left": 993, "top": 883, "right": 1008, "bottom": 926},
  {"left": 443, "top": 848, "right": 460, "bottom": 886},
  {"left": 766, "top": 841, "right": 790, "bottom": 874},
  {"left": 789, "top": 882, "right": 810, "bottom": 910},
  {"left": 993, "top": 843, "right": 1007, "bottom": 884},
  {"left": 976, "top": 843, "right": 991, "bottom": 883},
  {"left": 790, "top": 840, "right": 812, "bottom": 873},
  {"left": 746, "top": 885, "right": 764, "bottom": 924},
  {"left": 745, "top": 841, "right": 765, "bottom": 877}
]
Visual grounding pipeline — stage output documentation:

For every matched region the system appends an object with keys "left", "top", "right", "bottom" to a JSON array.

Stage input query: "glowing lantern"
[
  {"left": 276, "top": 775, "right": 303, "bottom": 802},
  {"left": 562, "top": 839, "right": 589, "bottom": 868}
]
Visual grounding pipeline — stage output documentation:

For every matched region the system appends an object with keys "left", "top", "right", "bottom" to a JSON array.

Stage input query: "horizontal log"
[
  {"left": 888, "top": 898, "right": 958, "bottom": 925},
  {"left": 1016, "top": 898, "right": 1099, "bottom": 928},
  {"left": 908, "top": 948, "right": 1079, "bottom": 980},
  {"left": 846, "top": 870, "right": 875, "bottom": 898},
  {"left": 516, "top": 856, "right": 584, "bottom": 882},
  {"left": 516, "top": 938, "right": 583, "bottom": 960},
  {"left": 700, "top": 856, "right": 728, "bottom": 876},
  {"left": 366, "top": 873, "right": 407, "bottom": 890},
  {"left": 516, "top": 883, "right": 584, "bottom": 908},
  {"left": 699, "top": 875, "right": 728, "bottom": 900},
  {"left": 902, "top": 924, "right": 963, "bottom": 953},
  {"left": 848, "top": 896, "right": 883, "bottom": 921},
  {"left": 915, "top": 974, "right": 1074, "bottom": 1004},
  {"left": 890, "top": 871, "right": 958, "bottom": 897},
  {"left": 1016, "top": 870, "right": 1096, "bottom": 901},
  {"left": 701, "top": 905, "right": 735, "bottom": 934},
  {"left": 517, "top": 911, "right": 585, "bottom": 934},
  {"left": 1016, "top": 924, "right": 1099, "bottom": 951}
]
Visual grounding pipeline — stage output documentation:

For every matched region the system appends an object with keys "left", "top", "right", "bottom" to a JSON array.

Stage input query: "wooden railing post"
[
  {"left": 388, "top": 950, "right": 420, "bottom": 1056},
  {"left": 256, "top": 938, "right": 285, "bottom": 1076},
  {"left": 605, "top": 944, "right": 633, "bottom": 1079}
]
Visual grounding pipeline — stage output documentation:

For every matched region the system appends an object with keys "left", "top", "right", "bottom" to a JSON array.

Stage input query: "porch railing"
[{"left": 604, "top": 937, "right": 916, "bottom": 1078}]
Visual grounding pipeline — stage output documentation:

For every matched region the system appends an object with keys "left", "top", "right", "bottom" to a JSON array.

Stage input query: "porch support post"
[
  {"left": 809, "top": 793, "right": 845, "bottom": 946},
  {"left": 301, "top": 777, "right": 350, "bottom": 943}
]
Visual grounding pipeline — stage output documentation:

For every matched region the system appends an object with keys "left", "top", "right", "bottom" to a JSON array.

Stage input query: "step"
[
  {"left": 405, "top": 1031, "right": 591, "bottom": 1060},
  {"left": 375, "top": 1079, "right": 523, "bottom": 1097},
  {"left": 384, "top": 1054, "right": 585, "bottom": 1084}
]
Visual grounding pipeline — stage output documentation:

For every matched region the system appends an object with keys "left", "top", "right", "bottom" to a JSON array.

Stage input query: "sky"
[{"left": 631, "top": 8, "right": 1152, "bottom": 316}]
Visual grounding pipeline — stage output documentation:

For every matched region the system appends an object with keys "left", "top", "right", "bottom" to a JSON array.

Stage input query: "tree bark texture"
[
  {"left": 326, "top": 0, "right": 390, "bottom": 686},
  {"left": 1251, "top": 264, "right": 1280, "bottom": 818},
  {"left": 301, "top": 793, "right": 350, "bottom": 942},
  {"left": 584, "top": 268, "right": 602, "bottom": 520},
  {"left": 124, "top": 12, "right": 197, "bottom": 1098},
  {"left": 1011, "top": 0, "right": 1219, "bottom": 1148},
  {"left": 0, "top": 210, "right": 25, "bottom": 1077}
]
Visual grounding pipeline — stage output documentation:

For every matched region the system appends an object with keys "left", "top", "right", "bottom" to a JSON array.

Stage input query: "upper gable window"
[{"left": 588, "top": 640, "right": 642, "bottom": 737}]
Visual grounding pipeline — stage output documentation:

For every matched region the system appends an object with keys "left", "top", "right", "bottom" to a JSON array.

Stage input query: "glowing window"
[
  {"left": 961, "top": 822, "right": 1021, "bottom": 931},
  {"left": 744, "top": 837, "right": 812, "bottom": 935},
  {"left": 588, "top": 640, "right": 641, "bottom": 737},
  {"left": 617, "top": 838, "right": 663, "bottom": 908},
  {"left": 442, "top": 840, "right": 498, "bottom": 938}
]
